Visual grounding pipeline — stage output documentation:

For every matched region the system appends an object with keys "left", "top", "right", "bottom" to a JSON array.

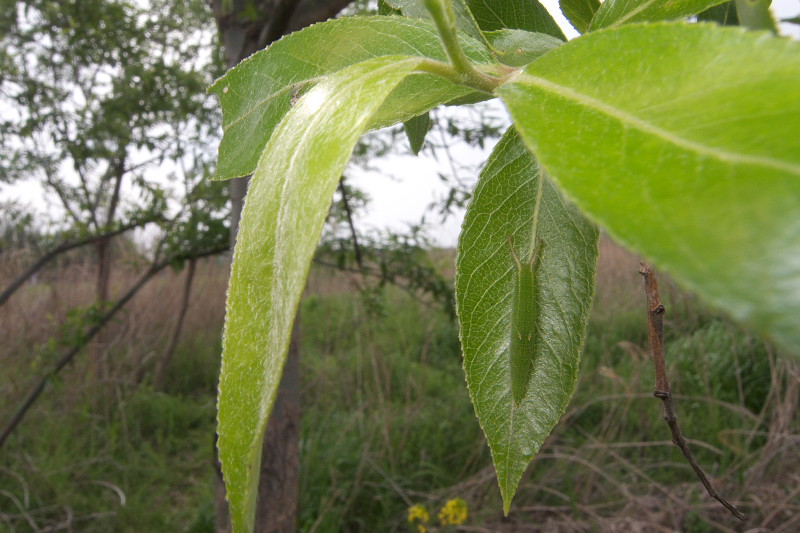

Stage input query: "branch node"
[{"left": 640, "top": 262, "right": 746, "bottom": 521}]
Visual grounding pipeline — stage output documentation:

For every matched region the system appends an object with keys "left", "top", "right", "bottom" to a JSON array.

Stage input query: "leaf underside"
[
  {"left": 217, "top": 55, "right": 432, "bottom": 533},
  {"left": 498, "top": 22, "right": 800, "bottom": 354},
  {"left": 456, "top": 128, "right": 598, "bottom": 513}
]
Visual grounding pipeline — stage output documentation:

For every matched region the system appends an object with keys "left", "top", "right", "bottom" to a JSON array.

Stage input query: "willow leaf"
[
  {"left": 218, "top": 56, "right": 431, "bottom": 533},
  {"left": 209, "top": 16, "right": 494, "bottom": 179},
  {"left": 456, "top": 129, "right": 598, "bottom": 513},
  {"left": 498, "top": 23, "right": 800, "bottom": 354}
]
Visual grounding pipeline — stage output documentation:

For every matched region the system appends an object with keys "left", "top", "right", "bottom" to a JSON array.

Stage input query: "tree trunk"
[
  {"left": 255, "top": 320, "right": 301, "bottom": 533},
  {"left": 87, "top": 236, "right": 112, "bottom": 380},
  {"left": 209, "top": 3, "right": 353, "bottom": 529}
]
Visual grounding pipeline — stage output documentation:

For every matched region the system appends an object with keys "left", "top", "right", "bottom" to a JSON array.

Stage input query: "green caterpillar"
[{"left": 508, "top": 236, "right": 543, "bottom": 406}]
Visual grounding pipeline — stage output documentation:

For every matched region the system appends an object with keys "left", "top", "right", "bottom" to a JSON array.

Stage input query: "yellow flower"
[
  {"left": 438, "top": 498, "right": 468, "bottom": 526},
  {"left": 408, "top": 504, "right": 430, "bottom": 533}
]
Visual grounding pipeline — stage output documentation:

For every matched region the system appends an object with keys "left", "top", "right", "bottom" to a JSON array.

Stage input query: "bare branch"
[
  {"left": 337, "top": 177, "right": 364, "bottom": 271},
  {"left": 0, "top": 245, "right": 229, "bottom": 448},
  {"left": 0, "top": 218, "right": 161, "bottom": 307},
  {"left": 639, "top": 262, "right": 746, "bottom": 521}
]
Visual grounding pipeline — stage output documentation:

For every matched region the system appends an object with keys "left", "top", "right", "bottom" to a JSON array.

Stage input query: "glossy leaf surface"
[
  {"left": 483, "top": 29, "right": 563, "bottom": 66},
  {"left": 498, "top": 23, "right": 800, "bottom": 354},
  {"left": 218, "top": 56, "right": 428, "bottom": 533},
  {"left": 467, "top": 0, "right": 566, "bottom": 39},
  {"left": 590, "top": 0, "right": 728, "bottom": 29},
  {"left": 209, "top": 16, "right": 493, "bottom": 179},
  {"left": 456, "top": 129, "right": 598, "bottom": 512},
  {"left": 559, "top": 0, "right": 600, "bottom": 33}
]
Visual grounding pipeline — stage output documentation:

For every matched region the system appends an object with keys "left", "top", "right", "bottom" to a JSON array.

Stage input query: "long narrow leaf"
[{"left": 218, "top": 55, "right": 431, "bottom": 533}]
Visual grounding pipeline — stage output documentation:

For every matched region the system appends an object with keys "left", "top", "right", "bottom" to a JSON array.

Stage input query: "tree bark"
[
  {"left": 209, "top": 2, "right": 353, "bottom": 530},
  {"left": 255, "top": 320, "right": 301, "bottom": 533}
]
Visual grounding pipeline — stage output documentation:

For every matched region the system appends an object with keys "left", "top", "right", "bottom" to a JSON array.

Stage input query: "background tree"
[
  {"left": 0, "top": 0, "right": 229, "bottom": 439},
  {"left": 0, "top": 0, "right": 226, "bottom": 342}
]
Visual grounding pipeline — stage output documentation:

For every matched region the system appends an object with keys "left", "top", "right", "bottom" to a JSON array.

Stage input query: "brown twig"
[
  {"left": 0, "top": 218, "right": 160, "bottom": 308},
  {"left": 639, "top": 262, "right": 746, "bottom": 521},
  {"left": 338, "top": 177, "right": 364, "bottom": 272}
]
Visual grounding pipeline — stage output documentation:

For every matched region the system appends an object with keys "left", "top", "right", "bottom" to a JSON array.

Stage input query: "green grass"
[{"left": 1, "top": 263, "right": 796, "bottom": 532}]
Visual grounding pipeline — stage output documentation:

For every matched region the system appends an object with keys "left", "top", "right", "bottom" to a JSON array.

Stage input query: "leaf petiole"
[
  {"left": 422, "top": 0, "right": 500, "bottom": 92},
  {"left": 414, "top": 58, "right": 500, "bottom": 93}
]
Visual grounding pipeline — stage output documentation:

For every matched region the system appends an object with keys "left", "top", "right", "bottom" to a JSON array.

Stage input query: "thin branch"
[
  {"left": 312, "top": 258, "right": 434, "bottom": 309},
  {"left": 639, "top": 262, "right": 746, "bottom": 521},
  {"left": 0, "top": 245, "right": 229, "bottom": 448},
  {"left": 0, "top": 218, "right": 160, "bottom": 307},
  {"left": 42, "top": 165, "right": 82, "bottom": 225},
  {"left": 337, "top": 177, "right": 364, "bottom": 271},
  {"left": 104, "top": 155, "right": 126, "bottom": 227},
  {"left": 153, "top": 257, "right": 197, "bottom": 390}
]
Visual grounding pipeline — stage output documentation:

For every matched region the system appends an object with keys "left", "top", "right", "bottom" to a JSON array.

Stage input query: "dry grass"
[
  {"left": 1, "top": 248, "right": 228, "bottom": 398},
  {"left": 593, "top": 233, "right": 644, "bottom": 317},
  {"left": 1, "top": 238, "right": 798, "bottom": 532}
]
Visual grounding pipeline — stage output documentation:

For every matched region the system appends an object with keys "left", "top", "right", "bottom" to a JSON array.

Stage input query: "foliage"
[
  {"left": 0, "top": 0, "right": 226, "bottom": 257},
  {"left": 210, "top": 0, "right": 799, "bottom": 530}
]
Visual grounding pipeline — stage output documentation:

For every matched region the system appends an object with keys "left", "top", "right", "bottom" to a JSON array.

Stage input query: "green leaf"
[
  {"left": 497, "top": 23, "right": 800, "bottom": 354},
  {"left": 697, "top": 1, "right": 739, "bottom": 25},
  {"left": 734, "top": 0, "right": 777, "bottom": 32},
  {"left": 456, "top": 128, "right": 598, "bottom": 513},
  {"left": 378, "top": 0, "right": 402, "bottom": 15},
  {"left": 384, "top": 0, "right": 491, "bottom": 48},
  {"left": 559, "top": 0, "right": 601, "bottom": 33},
  {"left": 218, "top": 55, "right": 430, "bottom": 533},
  {"left": 483, "top": 29, "right": 563, "bottom": 67},
  {"left": 467, "top": 0, "right": 566, "bottom": 39},
  {"left": 590, "top": 0, "right": 729, "bottom": 29},
  {"left": 209, "top": 16, "right": 494, "bottom": 180},
  {"left": 404, "top": 111, "right": 431, "bottom": 154}
]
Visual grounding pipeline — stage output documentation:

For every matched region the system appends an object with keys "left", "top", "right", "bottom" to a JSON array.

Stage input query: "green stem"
[
  {"left": 415, "top": 58, "right": 497, "bottom": 93},
  {"left": 422, "top": 0, "right": 498, "bottom": 92}
]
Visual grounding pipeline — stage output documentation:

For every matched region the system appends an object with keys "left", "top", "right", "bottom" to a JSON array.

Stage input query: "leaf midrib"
[
  {"left": 599, "top": 0, "right": 659, "bottom": 28},
  {"left": 512, "top": 72, "right": 800, "bottom": 176}
]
